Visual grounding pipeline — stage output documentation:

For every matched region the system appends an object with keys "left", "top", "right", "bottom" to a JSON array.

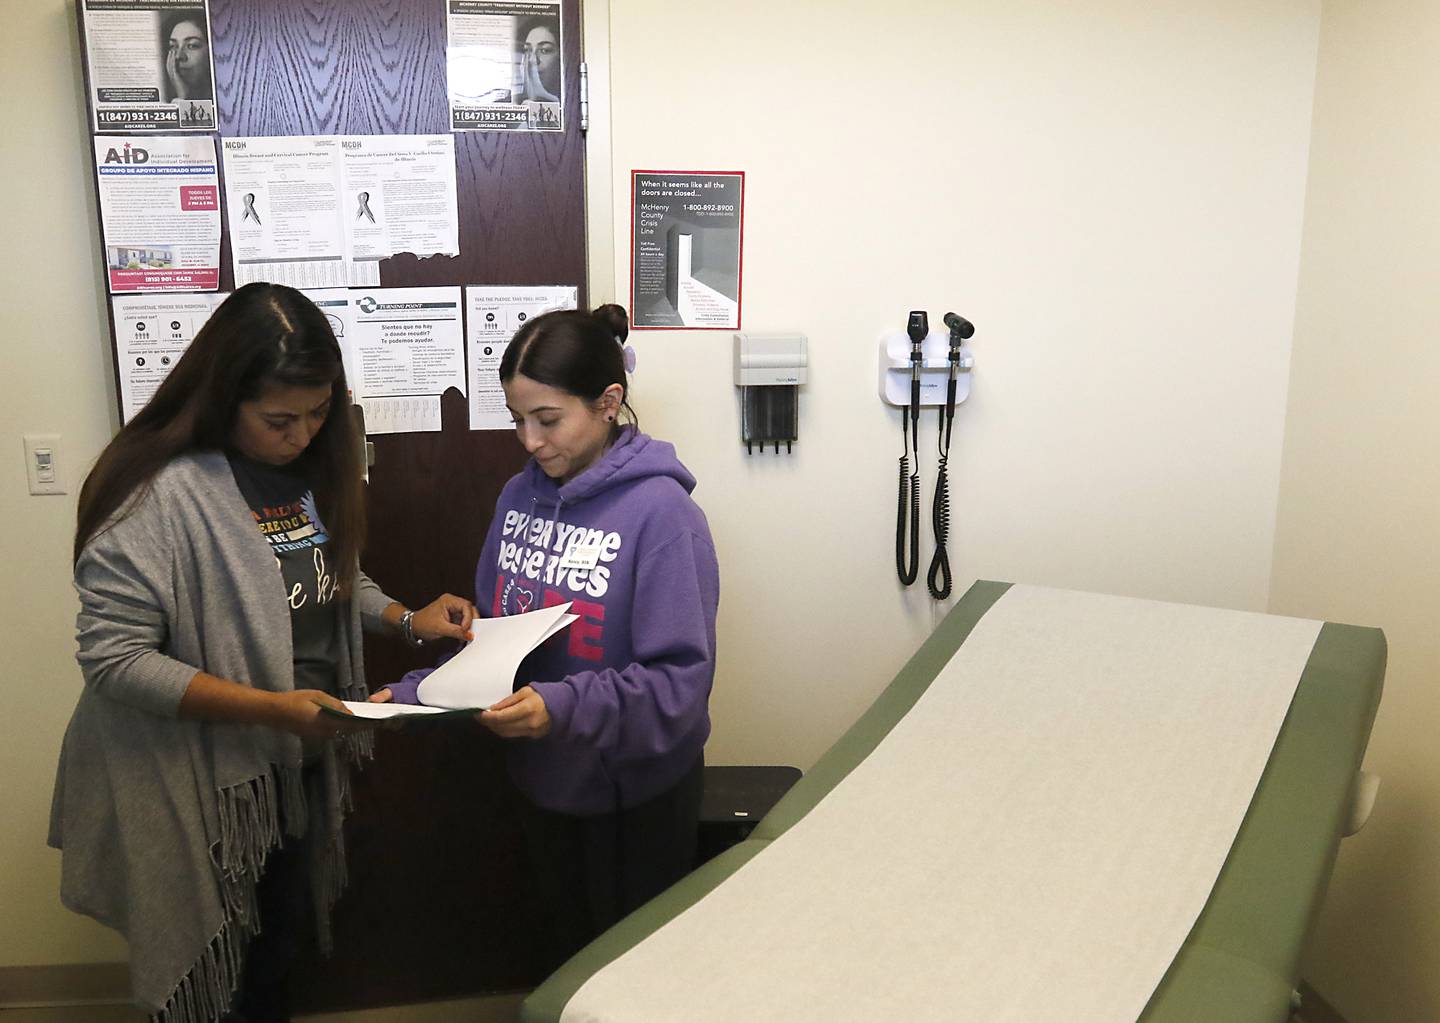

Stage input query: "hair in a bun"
[
  {"left": 591, "top": 303, "right": 629, "bottom": 343},
  {"left": 499, "top": 303, "right": 638, "bottom": 430}
]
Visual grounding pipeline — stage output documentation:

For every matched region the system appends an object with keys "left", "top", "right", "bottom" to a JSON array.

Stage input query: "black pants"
[
  {"left": 518, "top": 755, "right": 704, "bottom": 975},
  {"left": 221, "top": 832, "right": 307, "bottom": 1023}
]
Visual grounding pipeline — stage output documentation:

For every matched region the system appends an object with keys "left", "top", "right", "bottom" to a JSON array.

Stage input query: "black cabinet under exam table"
[{"left": 697, "top": 765, "right": 803, "bottom": 867}]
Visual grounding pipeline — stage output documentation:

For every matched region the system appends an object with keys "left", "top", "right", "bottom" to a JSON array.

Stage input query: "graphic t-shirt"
[{"left": 227, "top": 453, "right": 341, "bottom": 695}]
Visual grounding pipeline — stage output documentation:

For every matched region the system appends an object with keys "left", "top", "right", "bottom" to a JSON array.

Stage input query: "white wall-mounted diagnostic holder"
[
  {"left": 878, "top": 327, "right": 975, "bottom": 407},
  {"left": 885, "top": 310, "right": 977, "bottom": 602},
  {"left": 734, "top": 332, "right": 808, "bottom": 453}
]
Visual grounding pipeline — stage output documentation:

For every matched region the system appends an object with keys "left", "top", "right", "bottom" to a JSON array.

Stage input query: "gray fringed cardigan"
[{"left": 48, "top": 451, "right": 395, "bottom": 1021}]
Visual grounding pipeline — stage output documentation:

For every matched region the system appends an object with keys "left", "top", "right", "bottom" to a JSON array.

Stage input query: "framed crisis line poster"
[{"left": 630, "top": 170, "right": 744, "bottom": 330}]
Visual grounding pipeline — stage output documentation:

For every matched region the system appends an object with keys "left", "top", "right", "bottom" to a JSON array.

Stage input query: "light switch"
[{"left": 23, "top": 434, "right": 65, "bottom": 495}]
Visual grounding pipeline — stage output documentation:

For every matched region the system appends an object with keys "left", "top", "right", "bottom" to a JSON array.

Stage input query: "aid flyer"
[{"left": 95, "top": 135, "right": 221, "bottom": 293}]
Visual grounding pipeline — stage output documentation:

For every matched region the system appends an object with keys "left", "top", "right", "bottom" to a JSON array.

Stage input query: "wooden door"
[{"left": 206, "top": 0, "right": 589, "bottom": 1008}]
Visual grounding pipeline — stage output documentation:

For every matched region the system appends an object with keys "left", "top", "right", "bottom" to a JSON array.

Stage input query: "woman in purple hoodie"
[{"left": 373, "top": 303, "right": 719, "bottom": 967}]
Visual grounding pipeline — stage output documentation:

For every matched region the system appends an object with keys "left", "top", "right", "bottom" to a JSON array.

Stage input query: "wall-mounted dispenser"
[{"left": 734, "top": 332, "right": 807, "bottom": 453}]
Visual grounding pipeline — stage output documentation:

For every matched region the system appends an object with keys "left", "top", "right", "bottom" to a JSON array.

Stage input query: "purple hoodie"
[{"left": 389, "top": 428, "right": 719, "bottom": 816}]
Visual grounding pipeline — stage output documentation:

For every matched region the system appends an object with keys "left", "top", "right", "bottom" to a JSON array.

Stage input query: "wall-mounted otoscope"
[
  {"left": 908, "top": 310, "right": 928, "bottom": 377},
  {"left": 895, "top": 311, "right": 928, "bottom": 586}
]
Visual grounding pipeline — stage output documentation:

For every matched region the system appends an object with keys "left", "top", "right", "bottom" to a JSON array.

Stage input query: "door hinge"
[{"left": 579, "top": 61, "right": 590, "bottom": 133}]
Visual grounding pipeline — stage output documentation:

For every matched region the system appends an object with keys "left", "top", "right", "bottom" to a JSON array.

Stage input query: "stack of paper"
[{"left": 337, "top": 603, "right": 576, "bottom": 720}]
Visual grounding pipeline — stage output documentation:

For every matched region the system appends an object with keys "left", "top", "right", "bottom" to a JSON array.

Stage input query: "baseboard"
[
  {"left": 0, "top": 965, "right": 529, "bottom": 1022},
  {"left": 0, "top": 962, "right": 131, "bottom": 1008}
]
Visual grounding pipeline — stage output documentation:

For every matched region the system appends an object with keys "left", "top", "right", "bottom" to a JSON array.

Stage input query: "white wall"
[
  {"left": 1272, "top": 2, "right": 1440, "bottom": 1019},
  {"left": 1, "top": 0, "right": 1327, "bottom": 984},
  {"left": 0, "top": 1, "right": 129, "bottom": 966},
  {"left": 602, "top": 0, "right": 1320, "bottom": 771}
]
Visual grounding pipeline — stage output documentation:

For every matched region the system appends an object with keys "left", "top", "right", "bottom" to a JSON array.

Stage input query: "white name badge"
[{"left": 559, "top": 540, "right": 603, "bottom": 572}]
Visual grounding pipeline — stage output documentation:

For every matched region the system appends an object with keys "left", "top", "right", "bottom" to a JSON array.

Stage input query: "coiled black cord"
[
  {"left": 896, "top": 410, "right": 919, "bottom": 585},
  {"left": 927, "top": 405, "right": 953, "bottom": 599}
]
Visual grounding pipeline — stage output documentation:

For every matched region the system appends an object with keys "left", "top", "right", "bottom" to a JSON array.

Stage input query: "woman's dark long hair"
[
  {"left": 75, "top": 283, "right": 366, "bottom": 593},
  {"left": 499, "top": 303, "right": 637, "bottom": 432}
]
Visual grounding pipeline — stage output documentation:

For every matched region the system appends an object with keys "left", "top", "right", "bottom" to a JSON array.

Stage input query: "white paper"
[
  {"left": 464, "top": 285, "right": 578, "bottom": 430},
  {"left": 360, "top": 396, "right": 443, "bottom": 435},
  {"left": 340, "top": 135, "right": 460, "bottom": 269},
  {"left": 111, "top": 292, "right": 228, "bottom": 421},
  {"left": 296, "top": 286, "right": 464, "bottom": 434},
  {"left": 96, "top": 136, "right": 221, "bottom": 293},
  {"left": 331, "top": 605, "right": 575, "bottom": 721},
  {"left": 337, "top": 701, "right": 452, "bottom": 720},
  {"left": 301, "top": 288, "right": 362, "bottom": 402},
  {"left": 447, "top": 0, "right": 564, "bottom": 133},
  {"left": 418, "top": 603, "right": 578, "bottom": 710},
  {"left": 222, "top": 136, "right": 349, "bottom": 289},
  {"left": 223, "top": 135, "right": 461, "bottom": 289},
  {"left": 561, "top": 586, "right": 1324, "bottom": 1023},
  {"left": 349, "top": 261, "right": 382, "bottom": 288},
  {"left": 349, "top": 286, "right": 465, "bottom": 434},
  {"left": 82, "top": 0, "right": 217, "bottom": 132}
]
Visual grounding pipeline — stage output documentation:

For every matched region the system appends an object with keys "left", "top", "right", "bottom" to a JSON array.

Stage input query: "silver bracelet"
[{"left": 400, "top": 609, "right": 424, "bottom": 648}]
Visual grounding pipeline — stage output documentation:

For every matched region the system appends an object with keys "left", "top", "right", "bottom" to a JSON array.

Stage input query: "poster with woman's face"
[
  {"left": 82, "top": 0, "right": 216, "bottom": 131},
  {"left": 161, "top": 10, "right": 214, "bottom": 104},
  {"left": 446, "top": 0, "right": 565, "bottom": 132}
]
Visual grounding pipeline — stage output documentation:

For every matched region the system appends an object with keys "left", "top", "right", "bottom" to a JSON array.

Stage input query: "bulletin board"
[{"left": 76, "top": 0, "right": 588, "bottom": 1008}]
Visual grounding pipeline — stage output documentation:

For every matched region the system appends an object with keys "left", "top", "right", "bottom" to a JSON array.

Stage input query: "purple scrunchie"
[{"left": 623, "top": 344, "right": 637, "bottom": 373}]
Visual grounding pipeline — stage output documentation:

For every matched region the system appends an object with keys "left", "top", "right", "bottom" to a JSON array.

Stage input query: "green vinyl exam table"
[{"left": 523, "top": 581, "right": 1384, "bottom": 1023}]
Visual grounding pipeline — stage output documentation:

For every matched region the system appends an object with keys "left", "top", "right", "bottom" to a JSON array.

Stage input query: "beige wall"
[
  {"left": 602, "top": 0, "right": 1320, "bottom": 770},
  {"left": 1, "top": 0, "right": 1335, "bottom": 993},
  {"left": 1272, "top": 2, "right": 1440, "bottom": 1020},
  {"left": 1, "top": 0, "right": 128, "bottom": 966}
]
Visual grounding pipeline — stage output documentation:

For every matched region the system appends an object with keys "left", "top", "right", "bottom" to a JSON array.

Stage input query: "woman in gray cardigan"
[{"left": 50, "top": 283, "right": 475, "bottom": 1023}]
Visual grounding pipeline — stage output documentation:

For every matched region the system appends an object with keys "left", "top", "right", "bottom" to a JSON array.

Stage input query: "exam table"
[{"left": 522, "top": 581, "right": 1384, "bottom": 1023}]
